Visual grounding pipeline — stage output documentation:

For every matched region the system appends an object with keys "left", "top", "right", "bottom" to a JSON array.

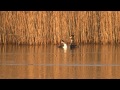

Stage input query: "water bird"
[
  {"left": 69, "top": 35, "right": 77, "bottom": 49},
  {"left": 58, "top": 40, "right": 67, "bottom": 50}
]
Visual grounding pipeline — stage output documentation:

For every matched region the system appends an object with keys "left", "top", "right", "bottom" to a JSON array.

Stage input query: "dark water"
[{"left": 0, "top": 44, "right": 120, "bottom": 79}]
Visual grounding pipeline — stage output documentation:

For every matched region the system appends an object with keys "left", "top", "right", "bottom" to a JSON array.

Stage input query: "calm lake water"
[{"left": 0, "top": 44, "right": 120, "bottom": 79}]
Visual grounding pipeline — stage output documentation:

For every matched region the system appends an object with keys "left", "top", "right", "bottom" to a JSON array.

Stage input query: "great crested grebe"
[
  {"left": 58, "top": 40, "right": 67, "bottom": 50},
  {"left": 69, "top": 35, "right": 77, "bottom": 49}
]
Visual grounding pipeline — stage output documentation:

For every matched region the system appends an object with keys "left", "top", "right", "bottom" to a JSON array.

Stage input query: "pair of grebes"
[{"left": 58, "top": 35, "right": 77, "bottom": 50}]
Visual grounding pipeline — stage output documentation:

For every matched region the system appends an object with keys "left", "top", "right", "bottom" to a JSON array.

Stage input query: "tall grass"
[{"left": 0, "top": 11, "right": 120, "bottom": 45}]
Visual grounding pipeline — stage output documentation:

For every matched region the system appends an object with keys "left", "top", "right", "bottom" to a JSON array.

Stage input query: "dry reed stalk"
[{"left": 0, "top": 11, "right": 120, "bottom": 45}]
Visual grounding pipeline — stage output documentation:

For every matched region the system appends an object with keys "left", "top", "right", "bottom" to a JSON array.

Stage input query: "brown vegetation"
[{"left": 0, "top": 11, "right": 120, "bottom": 45}]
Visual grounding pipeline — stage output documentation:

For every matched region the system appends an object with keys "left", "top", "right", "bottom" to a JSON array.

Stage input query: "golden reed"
[{"left": 0, "top": 11, "right": 120, "bottom": 45}]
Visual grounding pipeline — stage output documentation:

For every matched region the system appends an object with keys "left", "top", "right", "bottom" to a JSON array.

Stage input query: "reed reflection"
[{"left": 0, "top": 44, "right": 120, "bottom": 78}]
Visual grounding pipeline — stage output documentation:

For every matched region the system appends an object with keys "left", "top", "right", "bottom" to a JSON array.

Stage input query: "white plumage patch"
[{"left": 63, "top": 43, "right": 67, "bottom": 50}]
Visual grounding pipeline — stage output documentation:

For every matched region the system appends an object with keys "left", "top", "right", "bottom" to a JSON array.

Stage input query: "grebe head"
[
  {"left": 61, "top": 40, "right": 65, "bottom": 44},
  {"left": 70, "top": 35, "right": 74, "bottom": 39}
]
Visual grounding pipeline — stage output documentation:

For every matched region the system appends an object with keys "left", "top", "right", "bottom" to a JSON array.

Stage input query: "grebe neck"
[
  {"left": 70, "top": 38, "right": 75, "bottom": 44},
  {"left": 62, "top": 42, "right": 67, "bottom": 49}
]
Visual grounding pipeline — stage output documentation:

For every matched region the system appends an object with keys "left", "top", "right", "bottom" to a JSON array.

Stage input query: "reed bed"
[{"left": 0, "top": 11, "right": 120, "bottom": 45}]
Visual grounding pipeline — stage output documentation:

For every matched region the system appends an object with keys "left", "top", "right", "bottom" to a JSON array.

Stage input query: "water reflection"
[{"left": 0, "top": 44, "right": 120, "bottom": 78}]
